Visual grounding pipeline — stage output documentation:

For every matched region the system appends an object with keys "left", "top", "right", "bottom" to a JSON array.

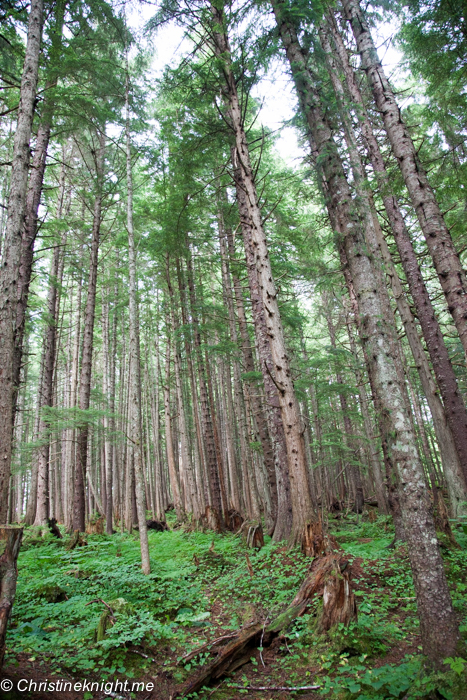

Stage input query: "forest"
[{"left": 1, "top": 0, "right": 467, "bottom": 698}]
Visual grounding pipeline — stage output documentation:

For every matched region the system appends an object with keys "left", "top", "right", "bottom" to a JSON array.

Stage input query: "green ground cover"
[{"left": 5, "top": 515, "right": 467, "bottom": 699}]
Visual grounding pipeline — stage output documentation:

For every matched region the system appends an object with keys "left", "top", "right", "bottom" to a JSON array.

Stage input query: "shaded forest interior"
[{"left": 1, "top": 0, "right": 467, "bottom": 698}]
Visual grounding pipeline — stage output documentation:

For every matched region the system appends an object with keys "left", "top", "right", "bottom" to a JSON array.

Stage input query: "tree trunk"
[
  {"left": 327, "top": 15, "right": 467, "bottom": 511},
  {"left": 167, "top": 262, "right": 200, "bottom": 518},
  {"left": 211, "top": 6, "right": 313, "bottom": 540},
  {"left": 73, "top": 131, "right": 105, "bottom": 533},
  {"left": 271, "top": 0, "right": 460, "bottom": 665},
  {"left": 0, "top": 0, "right": 43, "bottom": 523},
  {"left": 164, "top": 334, "right": 182, "bottom": 517},
  {"left": 125, "top": 68, "right": 150, "bottom": 574},
  {"left": 0, "top": 526, "right": 23, "bottom": 670},
  {"left": 185, "top": 249, "right": 225, "bottom": 523},
  {"left": 224, "top": 221, "right": 275, "bottom": 522},
  {"left": 342, "top": 0, "right": 467, "bottom": 362}
]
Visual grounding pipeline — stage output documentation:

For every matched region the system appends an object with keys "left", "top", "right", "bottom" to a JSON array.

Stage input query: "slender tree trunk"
[
  {"left": 223, "top": 222, "right": 273, "bottom": 521},
  {"left": 323, "top": 295, "right": 364, "bottom": 513},
  {"left": 271, "top": 0, "right": 460, "bottom": 664},
  {"left": 166, "top": 262, "right": 200, "bottom": 518},
  {"left": 33, "top": 236, "right": 65, "bottom": 524},
  {"left": 164, "top": 334, "right": 182, "bottom": 516},
  {"left": 341, "top": 0, "right": 467, "bottom": 361},
  {"left": 125, "top": 68, "right": 150, "bottom": 573},
  {"left": 0, "top": 0, "right": 43, "bottom": 523},
  {"left": 210, "top": 4, "right": 313, "bottom": 540},
  {"left": 72, "top": 132, "right": 105, "bottom": 533},
  {"left": 185, "top": 250, "right": 225, "bottom": 523},
  {"left": 326, "top": 16, "right": 467, "bottom": 508}
]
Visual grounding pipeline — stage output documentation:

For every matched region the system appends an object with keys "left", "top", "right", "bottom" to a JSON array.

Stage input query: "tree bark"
[
  {"left": 0, "top": 526, "right": 23, "bottom": 670},
  {"left": 326, "top": 15, "right": 467, "bottom": 511},
  {"left": 72, "top": 132, "right": 105, "bottom": 533},
  {"left": 125, "top": 67, "right": 150, "bottom": 574},
  {"left": 271, "top": 0, "right": 460, "bottom": 664},
  {"left": 341, "top": 0, "right": 467, "bottom": 362},
  {"left": 210, "top": 6, "right": 312, "bottom": 539},
  {"left": 0, "top": 0, "right": 43, "bottom": 523}
]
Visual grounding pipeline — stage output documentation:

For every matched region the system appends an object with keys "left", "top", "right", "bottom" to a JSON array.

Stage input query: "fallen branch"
[
  {"left": 172, "top": 554, "right": 356, "bottom": 698},
  {"left": 128, "top": 648, "right": 156, "bottom": 663},
  {"left": 228, "top": 684, "right": 320, "bottom": 692}
]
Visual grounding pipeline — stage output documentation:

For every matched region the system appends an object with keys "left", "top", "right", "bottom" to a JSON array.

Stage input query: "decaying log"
[
  {"left": 0, "top": 526, "right": 23, "bottom": 670},
  {"left": 173, "top": 554, "right": 356, "bottom": 698}
]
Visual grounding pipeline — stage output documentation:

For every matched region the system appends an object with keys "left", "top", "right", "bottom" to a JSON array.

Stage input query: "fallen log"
[
  {"left": 228, "top": 684, "right": 320, "bottom": 692},
  {"left": 173, "top": 554, "right": 356, "bottom": 698},
  {"left": 0, "top": 526, "right": 23, "bottom": 671}
]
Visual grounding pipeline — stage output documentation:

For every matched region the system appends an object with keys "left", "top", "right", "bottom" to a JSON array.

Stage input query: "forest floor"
[{"left": 2, "top": 513, "right": 467, "bottom": 700}]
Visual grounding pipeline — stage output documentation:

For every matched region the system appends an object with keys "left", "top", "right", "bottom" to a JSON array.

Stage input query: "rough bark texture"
[
  {"left": 0, "top": 526, "right": 23, "bottom": 670},
  {"left": 12, "top": 0, "right": 65, "bottom": 427},
  {"left": 186, "top": 250, "right": 226, "bottom": 521},
  {"left": 0, "top": 0, "right": 43, "bottom": 523},
  {"left": 327, "top": 14, "right": 467, "bottom": 511},
  {"left": 231, "top": 159, "right": 292, "bottom": 538},
  {"left": 72, "top": 132, "right": 105, "bottom": 533},
  {"left": 210, "top": 2, "right": 314, "bottom": 541},
  {"left": 224, "top": 223, "right": 276, "bottom": 523},
  {"left": 272, "top": 0, "right": 459, "bottom": 664},
  {"left": 125, "top": 72, "right": 150, "bottom": 573},
  {"left": 342, "top": 0, "right": 467, "bottom": 362}
]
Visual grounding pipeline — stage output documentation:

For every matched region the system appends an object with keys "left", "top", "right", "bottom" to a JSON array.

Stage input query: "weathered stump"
[
  {"left": 0, "top": 526, "right": 23, "bottom": 671},
  {"left": 241, "top": 521, "right": 264, "bottom": 549},
  {"left": 86, "top": 516, "right": 104, "bottom": 535},
  {"left": 173, "top": 553, "right": 357, "bottom": 698},
  {"left": 301, "top": 519, "right": 337, "bottom": 557},
  {"left": 227, "top": 509, "right": 244, "bottom": 533}
]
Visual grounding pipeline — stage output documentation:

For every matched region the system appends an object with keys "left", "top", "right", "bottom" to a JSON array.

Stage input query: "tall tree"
[{"left": 0, "top": 0, "right": 44, "bottom": 523}]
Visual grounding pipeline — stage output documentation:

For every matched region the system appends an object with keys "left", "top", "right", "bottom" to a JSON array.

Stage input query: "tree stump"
[
  {"left": 301, "top": 519, "right": 337, "bottom": 557},
  {"left": 86, "top": 516, "right": 105, "bottom": 535},
  {"left": 203, "top": 506, "right": 224, "bottom": 533},
  {"left": 318, "top": 558, "right": 357, "bottom": 632},
  {"left": 0, "top": 526, "right": 23, "bottom": 671},
  {"left": 241, "top": 522, "right": 264, "bottom": 549},
  {"left": 227, "top": 509, "right": 244, "bottom": 533}
]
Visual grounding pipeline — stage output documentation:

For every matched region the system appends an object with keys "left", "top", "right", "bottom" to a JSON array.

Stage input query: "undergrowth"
[{"left": 4, "top": 513, "right": 467, "bottom": 699}]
